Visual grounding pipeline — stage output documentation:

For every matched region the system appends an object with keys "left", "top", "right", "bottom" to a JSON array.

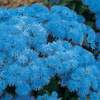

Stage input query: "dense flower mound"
[
  {"left": 37, "top": 91, "right": 60, "bottom": 100},
  {"left": 0, "top": 3, "right": 100, "bottom": 100},
  {"left": 0, "top": 91, "right": 59, "bottom": 100},
  {"left": 82, "top": 0, "right": 100, "bottom": 29}
]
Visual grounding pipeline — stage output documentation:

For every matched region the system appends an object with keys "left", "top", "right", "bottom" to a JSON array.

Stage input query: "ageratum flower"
[
  {"left": 82, "top": 0, "right": 100, "bottom": 29},
  {"left": 0, "top": 3, "right": 99, "bottom": 99}
]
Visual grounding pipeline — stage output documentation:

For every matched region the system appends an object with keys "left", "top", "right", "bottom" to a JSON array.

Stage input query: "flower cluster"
[
  {"left": 37, "top": 91, "right": 59, "bottom": 100},
  {"left": 0, "top": 3, "right": 99, "bottom": 100},
  {"left": 82, "top": 0, "right": 100, "bottom": 29},
  {"left": 0, "top": 91, "right": 59, "bottom": 100}
]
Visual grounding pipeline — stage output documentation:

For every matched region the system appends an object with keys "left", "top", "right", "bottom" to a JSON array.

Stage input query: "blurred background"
[
  {"left": 0, "top": 0, "right": 82, "bottom": 7},
  {"left": 0, "top": 0, "right": 41, "bottom": 7}
]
